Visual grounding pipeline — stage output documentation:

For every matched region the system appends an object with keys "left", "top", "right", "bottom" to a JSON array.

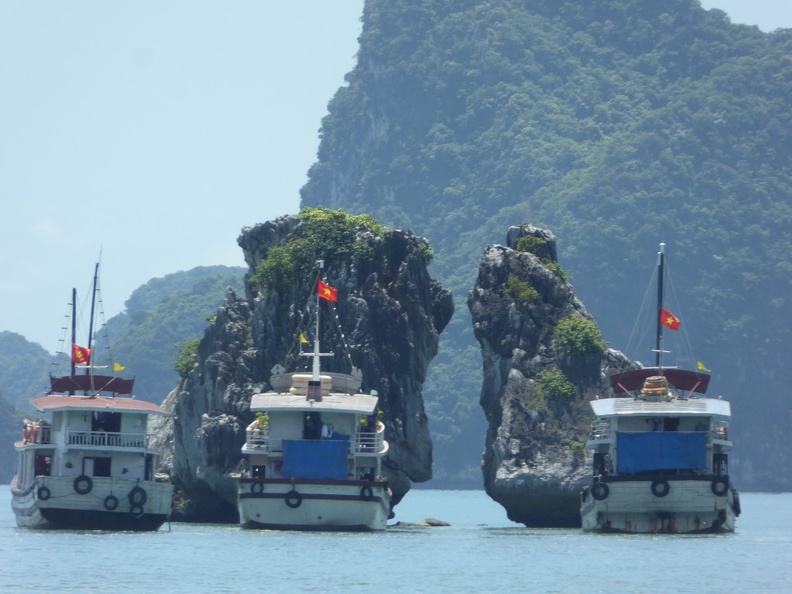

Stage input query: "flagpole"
[
  {"left": 313, "top": 260, "right": 323, "bottom": 382},
  {"left": 656, "top": 243, "right": 665, "bottom": 369}
]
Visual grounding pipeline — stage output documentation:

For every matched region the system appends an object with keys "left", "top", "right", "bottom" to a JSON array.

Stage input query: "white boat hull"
[
  {"left": 11, "top": 474, "right": 173, "bottom": 531},
  {"left": 238, "top": 478, "right": 391, "bottom": 531},
  {"left": 580, "top": 477, "right": 740, "bottom": 533}
]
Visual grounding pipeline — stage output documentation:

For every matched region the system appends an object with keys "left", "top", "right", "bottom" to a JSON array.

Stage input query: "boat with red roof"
[
  {"left": 10, "top": 266, "right": 173, "bottom": 530},
  {"left": 580, "top": 244, "right": 740, "bottom": 533}
]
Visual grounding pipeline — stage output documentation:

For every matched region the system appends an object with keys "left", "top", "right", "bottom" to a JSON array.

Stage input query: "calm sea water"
[{"left": 1, "top": 488, "right": 790, "bottom": 593}]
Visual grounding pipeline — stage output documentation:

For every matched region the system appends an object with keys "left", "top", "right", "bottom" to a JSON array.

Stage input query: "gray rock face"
[
  {"left": 469, "top": 224, "right": 628, "bottom": 527},
  {"left": 158, "top": 215, "right": 453, "bottom": 521}
]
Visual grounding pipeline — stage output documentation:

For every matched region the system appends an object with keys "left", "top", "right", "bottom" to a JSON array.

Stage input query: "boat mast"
[
  {"left": 306, "top": 260, "right": 332, "bottom": 401},
  {"left": 70, "top": 287, "right": 77, "bottom": 389},
  {"left": 85, "top": 261, "right": 99, "bottom": 378},
  {"left": 655, "top": 243, "right": 665, "bottom": 369},
  {"left": 312, "top": 261, "right": 323, "bottom": 382}
]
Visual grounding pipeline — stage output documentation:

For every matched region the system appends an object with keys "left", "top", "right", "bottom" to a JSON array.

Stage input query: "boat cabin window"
[
  {"left": 714, "top": 453, "right": 728, "bottom": 476},
  {"left": 85, "top": 457, "right": 112, "bottom": 477},
  {"left": 593, "top": 453, "right": 610, "bottom": 476},
  {"left": 663, "top": 417, "right": 680, "bottom": 432},
  {"left": 92, "top": 411, "right": 121, "bottom": 434},
  {"left": 35, "top": 455, "right": 52, "bottom": 476}
]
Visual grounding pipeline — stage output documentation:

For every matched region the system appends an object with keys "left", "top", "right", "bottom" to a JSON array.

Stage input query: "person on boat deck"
[
  {"left": 303, "top": 412, "right": 322, "bottom": 440},
  {"left": 321, "top": 423, "right": 333, "bottom": 439},
  {"left": 22, "top": 419, "right": 38, "bottom": 444}
]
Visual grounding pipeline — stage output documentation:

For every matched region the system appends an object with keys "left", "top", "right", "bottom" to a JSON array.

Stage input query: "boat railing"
[
  {"left": 712, "top": 421, "right": 729, "bottom": 441},
  {"left": 588, "top": 420, "right": 610, "bottom": 441},
  {"left": 354, "top": 423, "right": 385, "bottom": 454},
  {"left": 66, "top": 430, "right": 148, "bottom": 448},
  {"left": 245, "top": 426, "right": 384, "bottom": 455},
  {"left": 246, "top": 428, "right": 271, "bottom": 449}
]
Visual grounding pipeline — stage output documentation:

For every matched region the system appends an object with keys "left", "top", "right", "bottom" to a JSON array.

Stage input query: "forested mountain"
[{"left": 301, "top": 0, "right": 792, "bottom": 489}]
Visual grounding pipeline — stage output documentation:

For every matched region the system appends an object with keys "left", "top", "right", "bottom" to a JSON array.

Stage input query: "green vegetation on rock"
[
  {"left": 535, "top": 367, "right": 576, "bottom": 402},
  {"left": 251, "top": 207, "right": 386, "bottom": 294},
  {"left": 174, "top": 339, "right": 201, "bottom": 379},
  {"left": 554, "top": 316, "right": 606, "bottom": 361},
  {"left": 505, "top": 275, "right": 538, "bottom": 313}
]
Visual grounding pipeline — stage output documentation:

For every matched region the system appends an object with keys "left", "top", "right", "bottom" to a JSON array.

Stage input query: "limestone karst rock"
[
  {"left": 469, "top": 224, "right": 628, "bottom": 527},
  {"left": 154, "top": 214, "right": 453, "bottom": 521}
]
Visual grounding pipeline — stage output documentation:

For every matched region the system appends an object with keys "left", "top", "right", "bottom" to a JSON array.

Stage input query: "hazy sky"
[{"left": 1, "top": 1, "right": 789, "bottom": 351}]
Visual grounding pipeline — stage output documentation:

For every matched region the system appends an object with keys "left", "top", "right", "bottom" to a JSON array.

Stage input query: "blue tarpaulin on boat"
[
  {"left": 616, "top": 432, "right": 707, "bottom": 474},
  {"left": 282, "top": 439, "right": 348, "bottom": 479}
]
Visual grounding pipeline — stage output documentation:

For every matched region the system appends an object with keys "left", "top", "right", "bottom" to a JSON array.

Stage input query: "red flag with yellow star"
[
  {"left": 660, "top": 308, "right": 681, "bottom": 331},
  {"left": 318, "top": 280, "right": 338, "bottom": 302},
  {"left": 72, "top": 343, "right": 92, "bottom": 364}
]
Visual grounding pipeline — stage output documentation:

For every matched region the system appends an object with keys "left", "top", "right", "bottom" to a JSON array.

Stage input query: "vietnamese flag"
[
  {"left": 318, "top": 280, "right": 338, "bottom": 302},
  {"left": 72, "top": 343, "right": 92, "bottom": 364},
  {"left": 660, "top": 308, "right": 681, "bottom": 331}
]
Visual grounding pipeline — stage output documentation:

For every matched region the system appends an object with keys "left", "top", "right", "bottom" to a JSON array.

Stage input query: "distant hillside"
[
  {"left": 301, "top": 0, "right": 792, "bottom": 489},
  {"left": 93, "top": 266, "right": 246, "bottom": 403},
  {"left": 0, "top": 390, "right": 22, "bottom": 483},
  {"left": 0, "top": 332, "right": 55, "bottom": 408}
]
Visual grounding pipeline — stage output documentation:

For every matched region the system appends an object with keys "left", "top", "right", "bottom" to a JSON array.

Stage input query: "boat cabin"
[
  {"left": 15, "top": 376, "right": 169, "bottom": 492},
  {"left": 587, "top": 371, "right": 731, "bottom": 478},
  {"left": 243, "top": 372, "right": 386, "bottom": 483}
]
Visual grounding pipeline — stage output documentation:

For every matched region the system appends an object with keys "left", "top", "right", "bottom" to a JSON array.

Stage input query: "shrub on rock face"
[
  {"left": 515, "top": 235, "right": 547, "bottom": 255},
  {"left": 541, "top": 259, "right": 567, "bottom": 282},
  {"left": 554, "top": 316, "right": 605, "bottom": 361},
  {"left": 535, "top": 367, "right": 576, "bottom": 402},
  {"left": 505, "top": 275, "right": 538, "bottom": 314},
  {"left": 250, "top": 207, "right": 386, "bottom": 294},
  {"left": 174, "top": 339, "right": 200, "bottom": 379}
]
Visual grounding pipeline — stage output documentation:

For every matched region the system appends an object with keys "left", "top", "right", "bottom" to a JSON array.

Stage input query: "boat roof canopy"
[
  {"left": 591, "top": 396, "right": 731, "bottom": 418},
  {"left": 31, "top": 394, "right": 169, "bottom": 415},
  {"left": 250, "top": 392, "right": 378, "bottom": 415},
  {"left": 49, "top": 374, "right": 135, "bottom": 396},
  {"left": 609, "top": 368, "right": 710, "bottom": 395}
]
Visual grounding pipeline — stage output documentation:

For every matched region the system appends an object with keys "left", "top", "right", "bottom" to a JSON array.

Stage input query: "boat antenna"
[{"left": 655, "top": 243, "right": 665, "bottom": 369}]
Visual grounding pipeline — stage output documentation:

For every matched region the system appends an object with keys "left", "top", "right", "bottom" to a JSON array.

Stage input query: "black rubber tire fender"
[
  {"left": 104, "top": 495, "right": 119, "bottom": 511},
  {"left": 285, "top": 489, "right": 302, "bottom": 509},
  {"left": 37, "top": 486, "right": 51, "bottom": 501},
  {"left": 591, "top": 482, "right": 609, "bottom": 501},
  {"left": 651, "top": 479, "right": 670, "bottom": 497},
  {"left": 128, "top": 486, "right": 147, "bottom": 506},
  {"left": 711, "top": 476, "right": 729, "bottom": 497},
  {"left": 74, "top": 475, "right": 93, "bottom": 495}
]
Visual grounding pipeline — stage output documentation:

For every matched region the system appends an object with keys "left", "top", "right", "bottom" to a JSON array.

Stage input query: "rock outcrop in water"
[
  {"left": 468, "top": 224, "right": 628, "bottom": 527},
  {"left": 154, "top": 214, "right": 453, "bottom": 522}
]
